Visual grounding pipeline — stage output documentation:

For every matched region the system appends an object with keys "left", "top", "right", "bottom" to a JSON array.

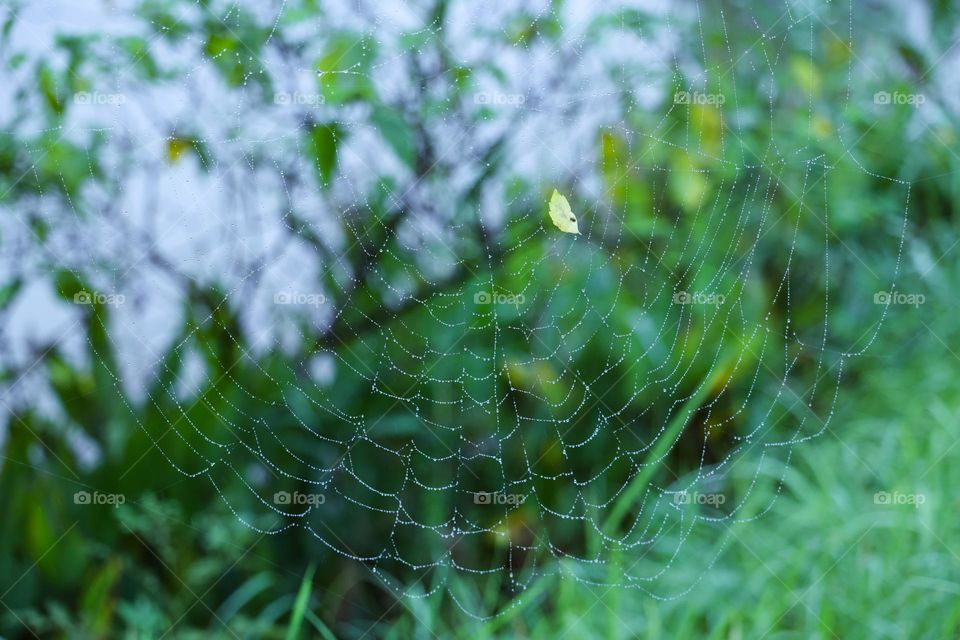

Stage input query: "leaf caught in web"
[
  {"left": 550, "top": 189, "right": 580, "bottom": 235},
  {"left": 548, "top": 189, "right": 580, "bottom": 235}
]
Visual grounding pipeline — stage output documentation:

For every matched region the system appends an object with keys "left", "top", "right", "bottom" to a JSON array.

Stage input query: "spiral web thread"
[{"left": 7, "top": 0, "right": 913, "bottom": 619}]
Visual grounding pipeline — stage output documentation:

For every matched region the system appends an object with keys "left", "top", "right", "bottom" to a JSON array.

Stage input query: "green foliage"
[
  {"left": 316, "top": 34, "right": 377, "bottom": 105},
  {"left": 0, "top": 0, "right": 958, "bottom": 638},
  {"left": 306, "top": 123, "right": 342, "bottom": 189},
  {"left": 370, "top": 106, "right": 415, "bottom": 168}
]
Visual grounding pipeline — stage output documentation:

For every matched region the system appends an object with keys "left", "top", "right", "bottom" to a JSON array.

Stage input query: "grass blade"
[{"left": 285, "top": 564, "right": 316, "bottom": 640}]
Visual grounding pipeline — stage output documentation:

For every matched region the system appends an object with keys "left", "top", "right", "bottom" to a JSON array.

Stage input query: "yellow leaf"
[
  {"left": 166, "top": 138, "right": 190, "bottom": 164},
  {"left": 548, "top": 189, "right": 580, "bottom": 235},
  {"left": 668, "top": 151, "right": 709, "bottom": 213},
  {"left": 812, "top": 114, "right": 832, "bottom": 140},
  {"left": 789, "top": 56, "right": 821, "bottom": 97},
  {"left": 690, "top": 103, "right": 722, "bottom": 157}
]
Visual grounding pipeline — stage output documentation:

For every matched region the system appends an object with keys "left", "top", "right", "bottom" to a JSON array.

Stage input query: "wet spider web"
[{"left": 3, "top": 0, "right": 912, "bottom": 619}]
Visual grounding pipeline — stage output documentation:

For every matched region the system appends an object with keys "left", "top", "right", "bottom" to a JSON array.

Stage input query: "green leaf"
[
  {"left": 0, "top": 278, "right": 21, "bottom": 310},
  {"left": 80, "top": 557, "right": 123, "bottom": 634},
  {"left": 306, "top": 123, "right": 341, "bottom": 189},
  {"left": 316, "top": 35, "right": 376, "bottom": 104},
  {"left": 216, "top": 572, "right": 274, "bottom": 622},
  {"left": 202, "top": 15, "right": 269, "bottom": 90},
  {"left": 370, "top": 105, "right": 415, "bottom": 168},
  {"left": 53, "top": 270, "right": 87, "bottom": 301},
  {"left": 30, "top": 132, "right": 100, "bottom": 196},
  {"left": 602, "top": 348, "right": 739, "bottom": 535},
  {"left": 285, "top": 564, "right": 315, "bottom": 640},
  {"left": 38, "top": 63, "right": 65, "bottom": 115},
  {"left": 137, "top": 2, "right": 190, "bottom": 40},
  {"left": 120, "top": 36, "right": 159, "bottom": 79}
]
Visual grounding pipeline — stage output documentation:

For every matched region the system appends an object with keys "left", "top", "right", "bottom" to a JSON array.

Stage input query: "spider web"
[{"left": 2, "top": 0, "right": 913, "bottom": 619}]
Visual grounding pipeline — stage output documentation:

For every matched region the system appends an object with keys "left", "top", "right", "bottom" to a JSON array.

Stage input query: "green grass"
[
  {"left": 361, "top": 265, "right": 960, "bottom": 639},
  {"left": 2, "top": 2, "right": 958, "bottom": 637}
]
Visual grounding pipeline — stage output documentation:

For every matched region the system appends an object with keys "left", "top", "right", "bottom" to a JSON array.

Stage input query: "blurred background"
[{"left": 0, "top": 0, "right": 958, "bottom": 638}]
